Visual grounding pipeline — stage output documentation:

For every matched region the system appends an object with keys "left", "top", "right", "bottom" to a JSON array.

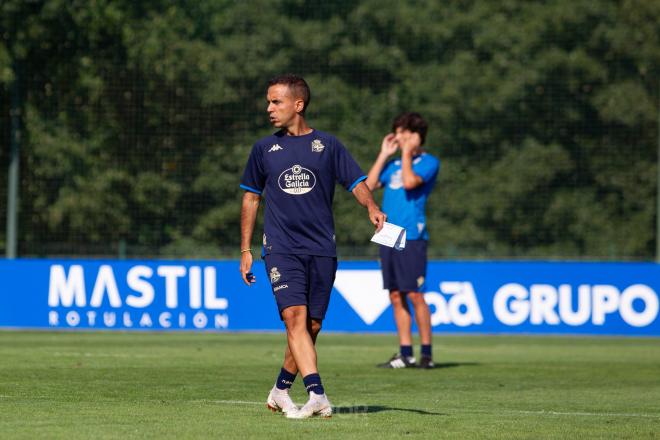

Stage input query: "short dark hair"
[
  {"left": 392, "top": 112, "right": 428, "bottom": 145},
  {"left": 267, "top": 74, "right": 311, "bottom": 114}
]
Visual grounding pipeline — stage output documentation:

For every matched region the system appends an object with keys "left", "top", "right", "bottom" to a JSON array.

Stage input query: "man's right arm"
[
  {"left": 366, "top": 153, "right": 388, "bottom": 191},
  {"left": 366, "top": 133, "right": 398, "bottom": 191},
  {"left": 240, "top": 191, "right": 261, "bottom": 286}
]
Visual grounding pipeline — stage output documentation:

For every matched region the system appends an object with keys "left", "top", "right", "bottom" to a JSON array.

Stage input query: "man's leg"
[
  {"left": 265, "top": 254, "right": 320, "bottom": 413},
  {"left": 282, "top": 309, "right": 331, "bottom": 419},
  {"left": 286, "top": 255, "right": 336, "bottom": 419},
  {"left": 408, "top": 292, "right": 431, "bottom": 345},
  {"left": 377, "top": 290, "right": 416, "bottom": 368},
  {"left": 282, "top": 317, "right": 322, "bottom": 375},
  {"left": 408, "top": 291, "right": 434, "bottom": 368},
  {"left": 268, "top": 310, "right": 320, "bottom": 413},
  {"left": 390, "top": 289, "right": 413, "bottom": 347},
  {"left": 281, "top": 305, "right": 318, "bottom": 377}
]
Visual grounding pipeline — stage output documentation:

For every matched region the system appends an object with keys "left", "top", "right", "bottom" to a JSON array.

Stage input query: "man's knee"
[
  {"left": 309, "top": 318, "right": 322, "bottom": 335},
  {"left": 389, "top": 290, "right": 404, "bottom": 306},
  {"left": 282, "top": 306, "right": 307, "bottom": 331},
  {"left": 408, "top": 292, "right": 427, "bottom": 307}
]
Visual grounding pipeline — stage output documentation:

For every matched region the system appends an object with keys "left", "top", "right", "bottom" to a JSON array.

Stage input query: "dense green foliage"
[
  {"left": 1, "top": 331, "right": 659, "bottom": 438},
  {"left": 1, "top": 0, "right": 659, "bottom": 258}
]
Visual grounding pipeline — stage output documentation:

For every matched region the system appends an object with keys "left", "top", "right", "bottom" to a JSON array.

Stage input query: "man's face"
[
  {"left": 394, "top": 127, "right": 422, "bottom": 150},
  {"left": 266, "top": 84, "right": 303, "bottom": 128}
]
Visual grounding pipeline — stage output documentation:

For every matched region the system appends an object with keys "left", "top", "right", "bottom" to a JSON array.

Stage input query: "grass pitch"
[{"left": 1, "top": 331, "right": 659, "bottom": 439}]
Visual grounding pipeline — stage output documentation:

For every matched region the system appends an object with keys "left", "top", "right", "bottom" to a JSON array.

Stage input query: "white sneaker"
[
  {"left": 286, "top": 391, "right": 332, "bottom": 419},
  {"left": 266, "top": 387, "right": 297, "bottom": 414}
]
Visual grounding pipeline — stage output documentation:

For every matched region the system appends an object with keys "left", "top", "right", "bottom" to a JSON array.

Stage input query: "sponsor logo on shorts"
[
  {"left": 311, "top": 139, "right": 325, "bottom": 152},
  {"left": 278, "top": 164, "right": 316, "bottom": 195},
  {"left": 269, "top": 267, "right": 281, "bottom": 284},
  {"left": 417, "top": 276, "right": 425, "bottom": 288},
  {"left": 273, "top": 284, "right": 288, "bottom": 292}
]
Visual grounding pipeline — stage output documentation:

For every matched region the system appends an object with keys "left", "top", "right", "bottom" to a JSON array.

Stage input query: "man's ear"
[{"left": 295, "top": 99, "right": 305, "bottom": 113}]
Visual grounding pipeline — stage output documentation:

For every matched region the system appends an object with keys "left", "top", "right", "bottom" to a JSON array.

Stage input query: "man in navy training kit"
[
  {"left": 366, "top": 112, "right": 440, "bottom": 369},
  {"left": 239, "top": 74, "right": 386, "bottom": 418}
]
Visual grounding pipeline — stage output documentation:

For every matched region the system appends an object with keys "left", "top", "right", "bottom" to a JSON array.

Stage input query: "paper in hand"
[{"left": 371, "top": 222, "right": 406, "bottom": 250}]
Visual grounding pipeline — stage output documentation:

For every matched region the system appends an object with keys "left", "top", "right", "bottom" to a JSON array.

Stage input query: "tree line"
[{"left": 1, "top": 0, "right": 659, "bottom": 259}]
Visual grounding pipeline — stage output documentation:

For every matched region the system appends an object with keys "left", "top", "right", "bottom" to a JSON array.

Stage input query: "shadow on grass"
[
  {"left": 376, "top": 361, "right": 480, "bottom": 370},
  {"left": 333, "top": 405, "right": 446, "bottom": 416},
  {"left": 430, "top": 361, "right": 480, "bottom": 369}
]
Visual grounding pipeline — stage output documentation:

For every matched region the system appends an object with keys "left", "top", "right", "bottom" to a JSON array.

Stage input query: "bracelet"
[{"left": 240, "top": 248, "right": 252, "bottom": 253}]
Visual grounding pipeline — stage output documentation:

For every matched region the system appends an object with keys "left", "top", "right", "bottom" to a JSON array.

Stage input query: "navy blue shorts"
[
  {"left": 263, "top": 254, "right": 338, "bottom": 320},
  {"left": 379, "top": 240, "right": 428, "bottom": 293}
]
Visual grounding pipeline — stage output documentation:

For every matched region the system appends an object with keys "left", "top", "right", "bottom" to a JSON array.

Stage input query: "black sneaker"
[
  {"left": 377, "top": 353, "right": 417, "bottom": 368},
  {"left": 418, "top": 355, "right": 435, "bottom": 369}
]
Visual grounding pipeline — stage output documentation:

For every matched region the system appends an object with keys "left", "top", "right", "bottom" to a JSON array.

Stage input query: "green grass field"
[{"left": 1, "top": 331, "right": 659, "bottom": 439}]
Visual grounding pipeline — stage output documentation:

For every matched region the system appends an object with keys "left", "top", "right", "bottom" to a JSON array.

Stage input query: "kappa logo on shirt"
[
  {"left": 278, "top": 164, "right": 317, "bottom": 195},
  {"left": 311, "top": 139, "right": 325, "bottom": 152},
  {"left": 268, "top": 144, "right": 283, "bottom": 152}
]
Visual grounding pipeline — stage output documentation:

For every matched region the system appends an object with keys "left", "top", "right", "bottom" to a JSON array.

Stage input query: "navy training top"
[{"left": 240, "top": 129, "right": 367, "bottom": 257}]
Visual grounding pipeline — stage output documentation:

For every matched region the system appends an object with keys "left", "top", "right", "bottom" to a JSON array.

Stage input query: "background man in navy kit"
[
  {"left": 366, "top": 112, "right": 440, "bottom": 369},
  {"left": 239, "top": 74, "right": 386, "bottom": 419}
]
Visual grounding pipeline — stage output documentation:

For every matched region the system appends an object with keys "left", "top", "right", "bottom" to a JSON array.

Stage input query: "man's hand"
[
  {"left": 351, "top": 182, "right": 387, "bottom": 231},
  {"left": 396, "top": 130, "right": 422, "bottom": 155},
  {"left": 240, "top": 191, "right": 260, "bottom": 286},
  {"left": 366, "top": 134, "right": 397, "bottom": 191},
  {"left": 380, "top": 133, "right": 399, "bottom": 157},
  {"left": 240, "top": 251, "right": 255, "bottom": 286},
  {"left": 368, "top": 203, "right": 387, "bottom": 232}
]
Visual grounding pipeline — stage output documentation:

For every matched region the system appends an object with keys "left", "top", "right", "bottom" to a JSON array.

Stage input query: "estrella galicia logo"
[{"left": 278, "top": 164, "right": 316, "bottom": 195}]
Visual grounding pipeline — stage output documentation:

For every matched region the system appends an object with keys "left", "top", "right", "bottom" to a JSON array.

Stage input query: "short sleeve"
[
  {"left": 413, "top": 155, "right": 440, "bottom": 183},
  {"left": 333, "top": 139, "right": 367, "bottom": 191},
  {"left": 240, "top": 144, "right": 266, "bottom": 194}
]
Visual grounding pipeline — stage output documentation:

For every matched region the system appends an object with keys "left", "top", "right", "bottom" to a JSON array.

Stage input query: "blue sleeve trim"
[
  {"left": 240, "top": 184, "right": 262, "bottom": 195},
  {"left": 348, "top": 175, "right": 367, "bottom": 192}
]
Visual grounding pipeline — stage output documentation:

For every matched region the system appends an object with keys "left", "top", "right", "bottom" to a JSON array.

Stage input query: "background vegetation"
[{"left": 1, "top": 0, "right": 659, "bottom": 259}]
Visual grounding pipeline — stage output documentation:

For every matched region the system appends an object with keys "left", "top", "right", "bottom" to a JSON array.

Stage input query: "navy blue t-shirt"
[{"left": 240, "top": 129, "right": 366, "bottom": 257}]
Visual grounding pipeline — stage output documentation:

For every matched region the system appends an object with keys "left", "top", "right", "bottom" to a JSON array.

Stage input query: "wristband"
[{"left": 241, "top": 248, "right": 252, "bottom": 253}]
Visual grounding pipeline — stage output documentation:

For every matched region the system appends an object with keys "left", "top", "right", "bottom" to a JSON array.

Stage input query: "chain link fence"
[{"left": 1, "top": 1, "right": 659, "bottom": 260}]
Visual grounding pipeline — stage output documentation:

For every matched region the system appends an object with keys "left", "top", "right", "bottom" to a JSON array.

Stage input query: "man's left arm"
[
  {"left": 332, "top": 138, "right": 386, "bottom": 231},
  {"left": 400, "top": 150, "right": 424, "bottom": 190},
  {"left": 400, "top": 133, "right": 439, "bottom": 190},
  {"left": 352, "top": 182, "right": 386, "bottom": 232}
]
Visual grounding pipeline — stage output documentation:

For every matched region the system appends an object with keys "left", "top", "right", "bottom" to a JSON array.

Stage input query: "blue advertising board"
[{"left": 0, "top": 259, "right": 658, "bottom": 335}]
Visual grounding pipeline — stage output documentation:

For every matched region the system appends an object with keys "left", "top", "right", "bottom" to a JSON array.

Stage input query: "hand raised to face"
[
  {"left": 380, "top": 133, "right": 399, "bottom": 156},
  {"left": 396, "top": 129, "right": 422, "bottom": 154}
]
